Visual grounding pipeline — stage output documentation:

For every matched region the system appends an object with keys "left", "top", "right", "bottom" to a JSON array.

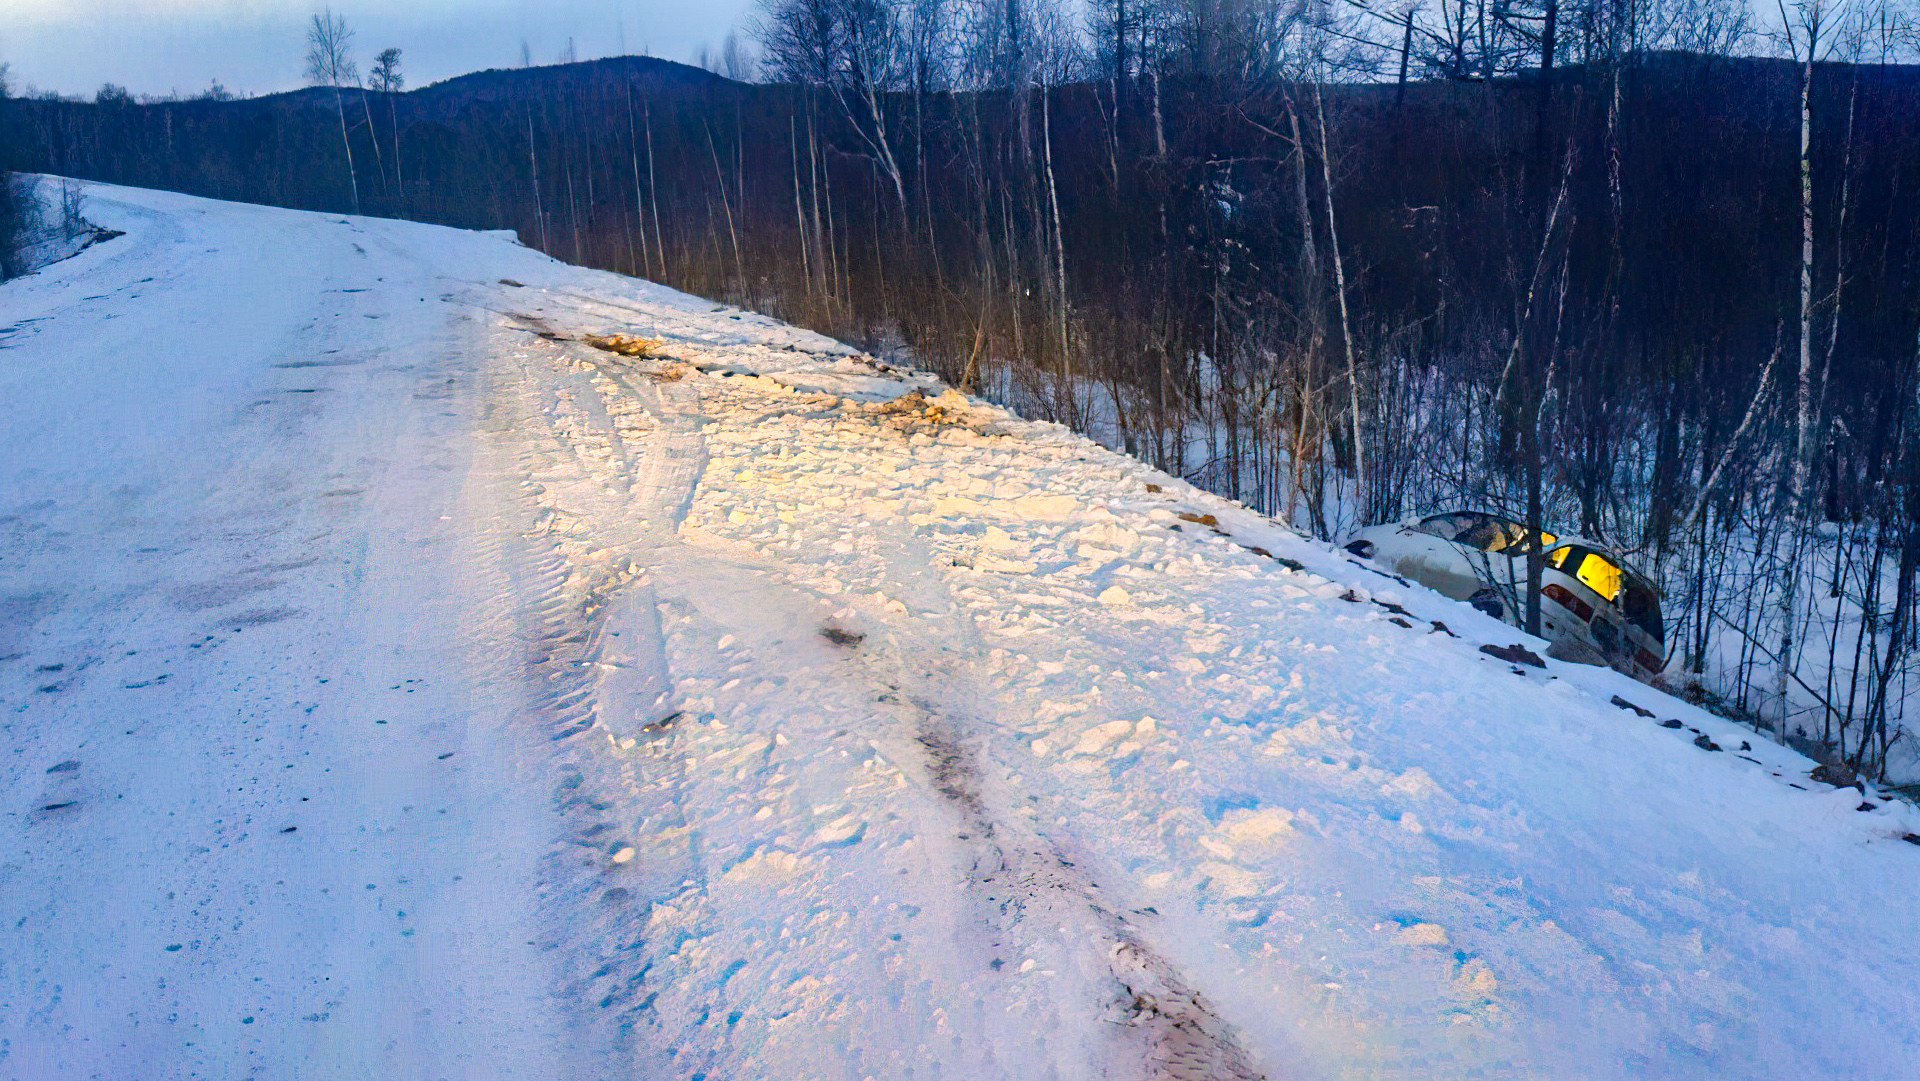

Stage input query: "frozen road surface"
[{"left": 3, "top": 182, "right": 1918, "bottom": 1080}]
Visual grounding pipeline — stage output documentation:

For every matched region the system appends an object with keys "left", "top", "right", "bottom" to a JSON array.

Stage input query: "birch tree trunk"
[
  {"left": 386, "top": 92, "right": 405, "bottom": 211},
  {"left": 628, "top": 84, "right": 652, "bottom": 279},
  {"left": 645, "top": 99, "right": 667, "bottom": 280},
  {"left": 1779, "top": 17, "right": 1821, "bottom": 738},
  {"left": 1042, "top": 83, "right": 1070, "bottom": 413},
  {"left": 333, "top": 88, "right": 361, "bottom": 215},
  {"left": 1314, "top": 76, "right": 1363, "bottom": 521},
  {"left": 527, "top": 108, "right": 547, "bottom": 253},
  {"left": 358, "top": 90, "right": 388, "bottom": 202}
]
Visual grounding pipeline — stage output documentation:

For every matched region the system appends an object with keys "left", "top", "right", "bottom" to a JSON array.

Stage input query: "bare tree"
[
  {"left": 306, "top": 7, "right": 362, "bottom": 215},
  {"left": 0, "top": 63, "right": 25, "bottom": 281},
  {"left": 0, "top": 173, "right": 33, "bottom": 281},
  {"left": 723, "top": 29, "right": 761, "bottom": 80},
  {"left": 758, "top": 0, "right": 911, "bottom": 210},
  {"left": 1772, "top": 0, "right": 1847, "bottom": 735},
  {"left": 1032, "top": 0, "right": 1078, "bottom": 405},
  {"left": 371, "top": 48, "right": 406, "bottom": 205},
  {"left": 370, "top": 48, "right": 403, "bottom": 94}
]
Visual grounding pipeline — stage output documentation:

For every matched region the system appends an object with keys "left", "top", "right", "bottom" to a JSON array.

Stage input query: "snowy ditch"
[{"left": 10, "top": 184, "right": 1920, "bottom": 1080}]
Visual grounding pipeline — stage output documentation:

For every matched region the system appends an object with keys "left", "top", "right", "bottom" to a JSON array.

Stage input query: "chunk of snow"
[
  {"left": 1217, "top": 807, "right": 1295, "bottom": 848},
  {"left": 1072, "top": 720, "right": 1136, "bottom": 756},
  {"left": 1397, "top": 922, "right": 1450, "bottom": 947}
]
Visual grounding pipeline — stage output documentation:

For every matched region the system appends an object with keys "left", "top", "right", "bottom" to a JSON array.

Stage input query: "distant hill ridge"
[
  {"left": 237, "top": 55, "right": 734, "bottom": 117},
  {"left": 37, "top": 50, "right": 1920, "bottom": 117}
]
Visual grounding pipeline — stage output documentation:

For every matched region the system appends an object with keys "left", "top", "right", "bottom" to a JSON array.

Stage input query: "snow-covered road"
[{"left": 4, "top": 182, "right": 1918, "bottom": 1080}]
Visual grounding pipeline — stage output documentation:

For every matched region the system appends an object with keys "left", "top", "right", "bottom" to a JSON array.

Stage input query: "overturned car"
[{"left": 1345, "top": 511, "right": 1667, "bottom": 683}]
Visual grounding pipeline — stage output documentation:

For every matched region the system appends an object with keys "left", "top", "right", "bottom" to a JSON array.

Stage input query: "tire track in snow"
[
  {"left": 475, "top": 334, "right": 703, "bottom": 1073},
  {"left": 881, "top": 676, "right": 1270, "bottom": 1081}
]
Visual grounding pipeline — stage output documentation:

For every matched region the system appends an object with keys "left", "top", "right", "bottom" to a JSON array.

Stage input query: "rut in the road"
[{"left": 913, "top": 715, "right": 1269, "bottom": 1081}]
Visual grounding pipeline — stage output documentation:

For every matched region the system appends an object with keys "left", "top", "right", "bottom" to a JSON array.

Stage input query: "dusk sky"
[{"left": 0, "top": 0, "right": 755, "bottom": 99}]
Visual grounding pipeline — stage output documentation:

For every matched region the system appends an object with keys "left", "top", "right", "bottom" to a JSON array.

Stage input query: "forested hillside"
[{"left": 6, "top": 2, "right": 1919, "bottom": 781}]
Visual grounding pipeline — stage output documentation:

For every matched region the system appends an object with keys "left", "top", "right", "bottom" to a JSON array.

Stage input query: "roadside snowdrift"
[{"left": 3, "top": 181, "right": 1916, "bottom": 1081}]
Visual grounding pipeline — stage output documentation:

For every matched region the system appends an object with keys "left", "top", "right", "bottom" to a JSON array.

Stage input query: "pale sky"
[{"left": 0, "top": 0, "right": 756, "bottom": 99}]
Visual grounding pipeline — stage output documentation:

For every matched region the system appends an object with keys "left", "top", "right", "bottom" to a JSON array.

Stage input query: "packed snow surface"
[{"left": 4, "top": 181, "right": 1918, "bottom": 1080}]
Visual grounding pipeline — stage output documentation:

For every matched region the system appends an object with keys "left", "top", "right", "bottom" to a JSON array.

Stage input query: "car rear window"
[{"left": 1622, "top": 580, "right": 1664, "bottom": 641}]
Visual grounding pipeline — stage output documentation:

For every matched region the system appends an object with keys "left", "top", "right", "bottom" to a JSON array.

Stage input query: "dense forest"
[{"left": 4, "top": 0, "right": 1919, "bottom": 780}]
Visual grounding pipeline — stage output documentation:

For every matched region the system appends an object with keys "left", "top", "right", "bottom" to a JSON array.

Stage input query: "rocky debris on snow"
[
  {"left": 510, "top": 312, "right": 569, "bottom": 342},
  {"left": 1694, "top": 734, "right": 1723, "bottom": 752},
  {"left": 1611, "top": 695, "right": 1656, "bottom": 718},
  {"left": 640, "top": 711, "right": 683, "bottom": 735},
  {"left": 1480, "top": 643, "right": 1546, "bottom": 668},
  {"left": 1810, "top": 762, "right": 1861, "bottom": 790}
]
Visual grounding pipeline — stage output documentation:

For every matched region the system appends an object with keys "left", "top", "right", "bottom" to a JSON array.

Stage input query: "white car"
[{"left": 1345, "top": 511, "right": 1667, "bottom": 683}]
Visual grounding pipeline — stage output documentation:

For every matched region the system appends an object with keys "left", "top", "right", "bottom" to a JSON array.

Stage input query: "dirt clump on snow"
[
  {"left": 1809, "top": 762, "right": 1861, "bottom": 790},
  {"left": 1480, "top": 643, "right": 1547, "bottom": 668},
  {"left": 583, "top": 333, "right": 665, "bottom": 358}
]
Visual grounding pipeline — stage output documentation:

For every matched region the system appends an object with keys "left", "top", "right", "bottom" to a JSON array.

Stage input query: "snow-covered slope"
[{"left": 3, "top": 181, "right": 1917, "bottom": 1081}]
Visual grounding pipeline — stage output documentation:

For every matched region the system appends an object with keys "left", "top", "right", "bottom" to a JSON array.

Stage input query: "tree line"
[{"left": 4, "top": 0, "right": 1920, "bottom": 780}]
